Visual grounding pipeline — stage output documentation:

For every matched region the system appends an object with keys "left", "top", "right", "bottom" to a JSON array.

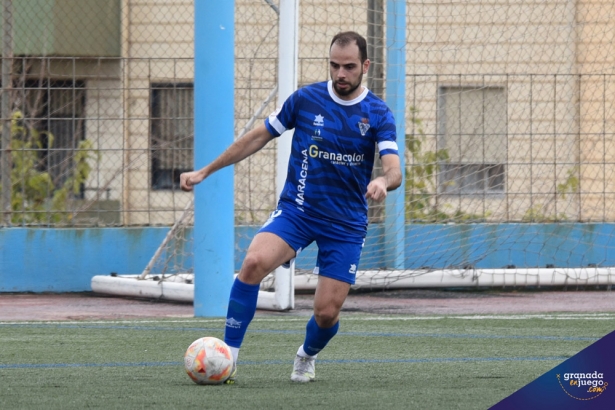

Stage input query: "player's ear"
[{"left": 363, "top": 58, "right": 370, "bottom": 74}]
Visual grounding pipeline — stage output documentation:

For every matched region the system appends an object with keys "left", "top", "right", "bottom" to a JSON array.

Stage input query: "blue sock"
[
  {"left": 301, "top": 315, "right": 339, "bottom": 356},
  {"left": 224, "top": 278, "right": 260, "bottom": 349}
]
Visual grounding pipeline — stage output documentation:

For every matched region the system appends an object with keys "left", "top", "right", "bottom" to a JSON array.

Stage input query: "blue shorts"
[{"left": 258, "top": 207, "right": 365, "bottom": 285}]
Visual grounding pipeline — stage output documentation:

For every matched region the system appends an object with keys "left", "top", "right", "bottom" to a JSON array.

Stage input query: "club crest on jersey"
[
  {"left": 313, "top": 114, "right": 325, "bottom": 127},
  {"left": 358, "top": 118, "right": 370, "bottom": 136}
]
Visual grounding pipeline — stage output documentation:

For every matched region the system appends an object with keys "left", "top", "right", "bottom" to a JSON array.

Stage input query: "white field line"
[{"left": 1, "top": 312, "right": 615, "bottom": 326}]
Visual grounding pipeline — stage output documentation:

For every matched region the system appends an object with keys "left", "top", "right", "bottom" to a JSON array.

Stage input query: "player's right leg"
[{"left": 224, "top": 231, "right": 295, "bottom": 384}]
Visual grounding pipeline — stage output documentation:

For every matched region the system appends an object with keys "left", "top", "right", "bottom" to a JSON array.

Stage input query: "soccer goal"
[
  {"left": 92, "top": 0, "right": 297, "bottom": 311},
  {"left": 93, "top": 0, "right": 615, "bottom": 310}
]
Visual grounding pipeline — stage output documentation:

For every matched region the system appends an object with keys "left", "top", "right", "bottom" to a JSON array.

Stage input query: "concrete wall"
[
  {"left": 3, "top": 223, "right": 615, "bottom": 292},
  {"left": 0, "top": 227, "right": 165, "bottom": 292}
]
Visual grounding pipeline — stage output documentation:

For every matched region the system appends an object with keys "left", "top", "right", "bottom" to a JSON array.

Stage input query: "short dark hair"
[{"left": 330, "top": 31, "right": 368, "bottom": 63}]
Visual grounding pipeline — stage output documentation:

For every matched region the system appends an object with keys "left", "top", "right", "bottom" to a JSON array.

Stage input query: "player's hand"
[
  {"left": 365, "top": 177, "right": 388, "bottom": 202},
  {"left": 180, "top": 170, "right": 204, "bottom": 192}
]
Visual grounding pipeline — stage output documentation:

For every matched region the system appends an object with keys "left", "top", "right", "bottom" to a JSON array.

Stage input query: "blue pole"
[
  {"left": 193, "top": 1, "right": 235, "bottom": 317},
  {"left": 384, "top": 0, "right": 406, "bottom": 269}
]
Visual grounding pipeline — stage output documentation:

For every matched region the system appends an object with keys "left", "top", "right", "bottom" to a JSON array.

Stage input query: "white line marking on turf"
[
  {"left": 1, "top": 312, "right": 614, "bottom": 326},
  {"left": 0, "top": 355, "right": 570, "bottom": 370}
]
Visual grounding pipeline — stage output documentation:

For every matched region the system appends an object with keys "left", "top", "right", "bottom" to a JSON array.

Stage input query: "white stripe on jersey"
[
  {"left": 268, "top": 112, "right": 287, "bottom": 135},
  {"left": 378, "top": 140, "right": 398, "bottom": 152}
]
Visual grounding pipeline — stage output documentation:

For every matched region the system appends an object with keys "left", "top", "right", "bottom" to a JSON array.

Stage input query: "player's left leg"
[
  {"left": 291, "top": 276, "right": 351, "bottom": 382},
  {"left": 291, "top": 222, "right": 363, "bottom": 383}
]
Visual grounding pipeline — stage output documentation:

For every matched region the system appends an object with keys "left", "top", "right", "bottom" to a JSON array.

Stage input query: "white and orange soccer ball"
[{"left": 184, "top": 337, "right": 234, "bottom": 385}]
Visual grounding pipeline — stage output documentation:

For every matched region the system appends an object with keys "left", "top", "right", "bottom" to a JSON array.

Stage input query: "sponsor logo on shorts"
[{"left": 262, "top": 209, "right": 282, "bottom": 228}]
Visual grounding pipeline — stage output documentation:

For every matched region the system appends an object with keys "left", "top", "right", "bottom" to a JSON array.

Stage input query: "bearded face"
[{"left": 329, "top": 42, "right": 369, "bottom": 100}]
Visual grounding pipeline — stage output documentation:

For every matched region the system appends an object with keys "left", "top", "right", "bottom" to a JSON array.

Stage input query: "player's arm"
[
  {"left": 180, "top": 123, "right": 274, "bottom": 191},
  {"left": 365, "top": 153, "right": 402, "bottom": 202}
]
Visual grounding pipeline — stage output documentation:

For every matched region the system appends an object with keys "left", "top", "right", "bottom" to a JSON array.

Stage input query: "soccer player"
[{"left": 180, "top": 31, "right": 401, "bottom": 383}]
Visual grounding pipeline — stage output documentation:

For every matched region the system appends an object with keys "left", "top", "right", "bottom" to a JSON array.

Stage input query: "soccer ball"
[{"left": 184, "top": 337, "right": 234, "bottom": 385}]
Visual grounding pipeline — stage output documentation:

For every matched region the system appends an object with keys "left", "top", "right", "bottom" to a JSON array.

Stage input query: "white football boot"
[{"left": 290, "top": 354, "right": 316, "bottom": 382}]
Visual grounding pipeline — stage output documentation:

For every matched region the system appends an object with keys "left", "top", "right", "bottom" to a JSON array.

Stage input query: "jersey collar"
[{"left": 327, "top": 80, "right": 369, "bottom": 106}]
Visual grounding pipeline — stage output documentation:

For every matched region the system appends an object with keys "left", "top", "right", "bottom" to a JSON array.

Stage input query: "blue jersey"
[{"left": 264, "top": 80, "right": 398, "bottom": 233}]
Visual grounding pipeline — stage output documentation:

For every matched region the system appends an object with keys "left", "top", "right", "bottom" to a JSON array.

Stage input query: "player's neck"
[{"left": 333, "top": 85, "right": 365, "bottom": 101}]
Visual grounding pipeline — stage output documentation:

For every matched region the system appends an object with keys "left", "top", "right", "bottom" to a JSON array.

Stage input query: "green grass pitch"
[{"left": 1, "top": 313, "right": 613, "bottom": 409}]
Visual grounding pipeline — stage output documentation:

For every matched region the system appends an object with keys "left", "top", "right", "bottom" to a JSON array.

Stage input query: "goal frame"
[
  {"left": 91, "top": 0, "right": 411, "bottom": 313},
  {"left": 192, "top": 0, "right": 302, "bottom": 314}
]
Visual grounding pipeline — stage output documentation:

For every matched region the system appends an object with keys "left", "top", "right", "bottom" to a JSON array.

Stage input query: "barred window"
[
  {"left": 150, "top": 83, "right": 194, "bottom": 190},
  {"left": 20, "top": 80, "right": 87, "bottom": 197},
  {"left": 438, "top": 86, "right": 506, "bottom": 194}
]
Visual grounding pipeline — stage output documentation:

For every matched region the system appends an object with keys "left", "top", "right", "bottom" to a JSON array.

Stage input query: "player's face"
[{"left": 329, "top": 42, "right": 370, "bottom": 100}]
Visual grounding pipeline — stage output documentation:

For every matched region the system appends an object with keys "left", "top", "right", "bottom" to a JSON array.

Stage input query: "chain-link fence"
[{"left": 2, "top": 0, "right": 615, "bottom": 229}]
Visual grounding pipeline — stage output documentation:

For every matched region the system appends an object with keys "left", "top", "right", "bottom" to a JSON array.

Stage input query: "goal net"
[
  {"left": 93, "top": 0, "right": 615, "bottom": 308},
  {"left": 240, "top": 0, "right": 615, "bottom": 291}
]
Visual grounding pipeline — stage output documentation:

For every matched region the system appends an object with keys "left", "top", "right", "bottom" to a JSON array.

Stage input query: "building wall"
[
  {"left": 576, "top": 0, "right": 615, "bottom": 221},
  {"left": 120, "top": 0, "right": 194, "bottom": 225},
  {"left": 405, "top": 0, "right": 615, "bottom": 221},
  {"left": 115, "top": 1, "right": 615, "bottom": 225}
]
